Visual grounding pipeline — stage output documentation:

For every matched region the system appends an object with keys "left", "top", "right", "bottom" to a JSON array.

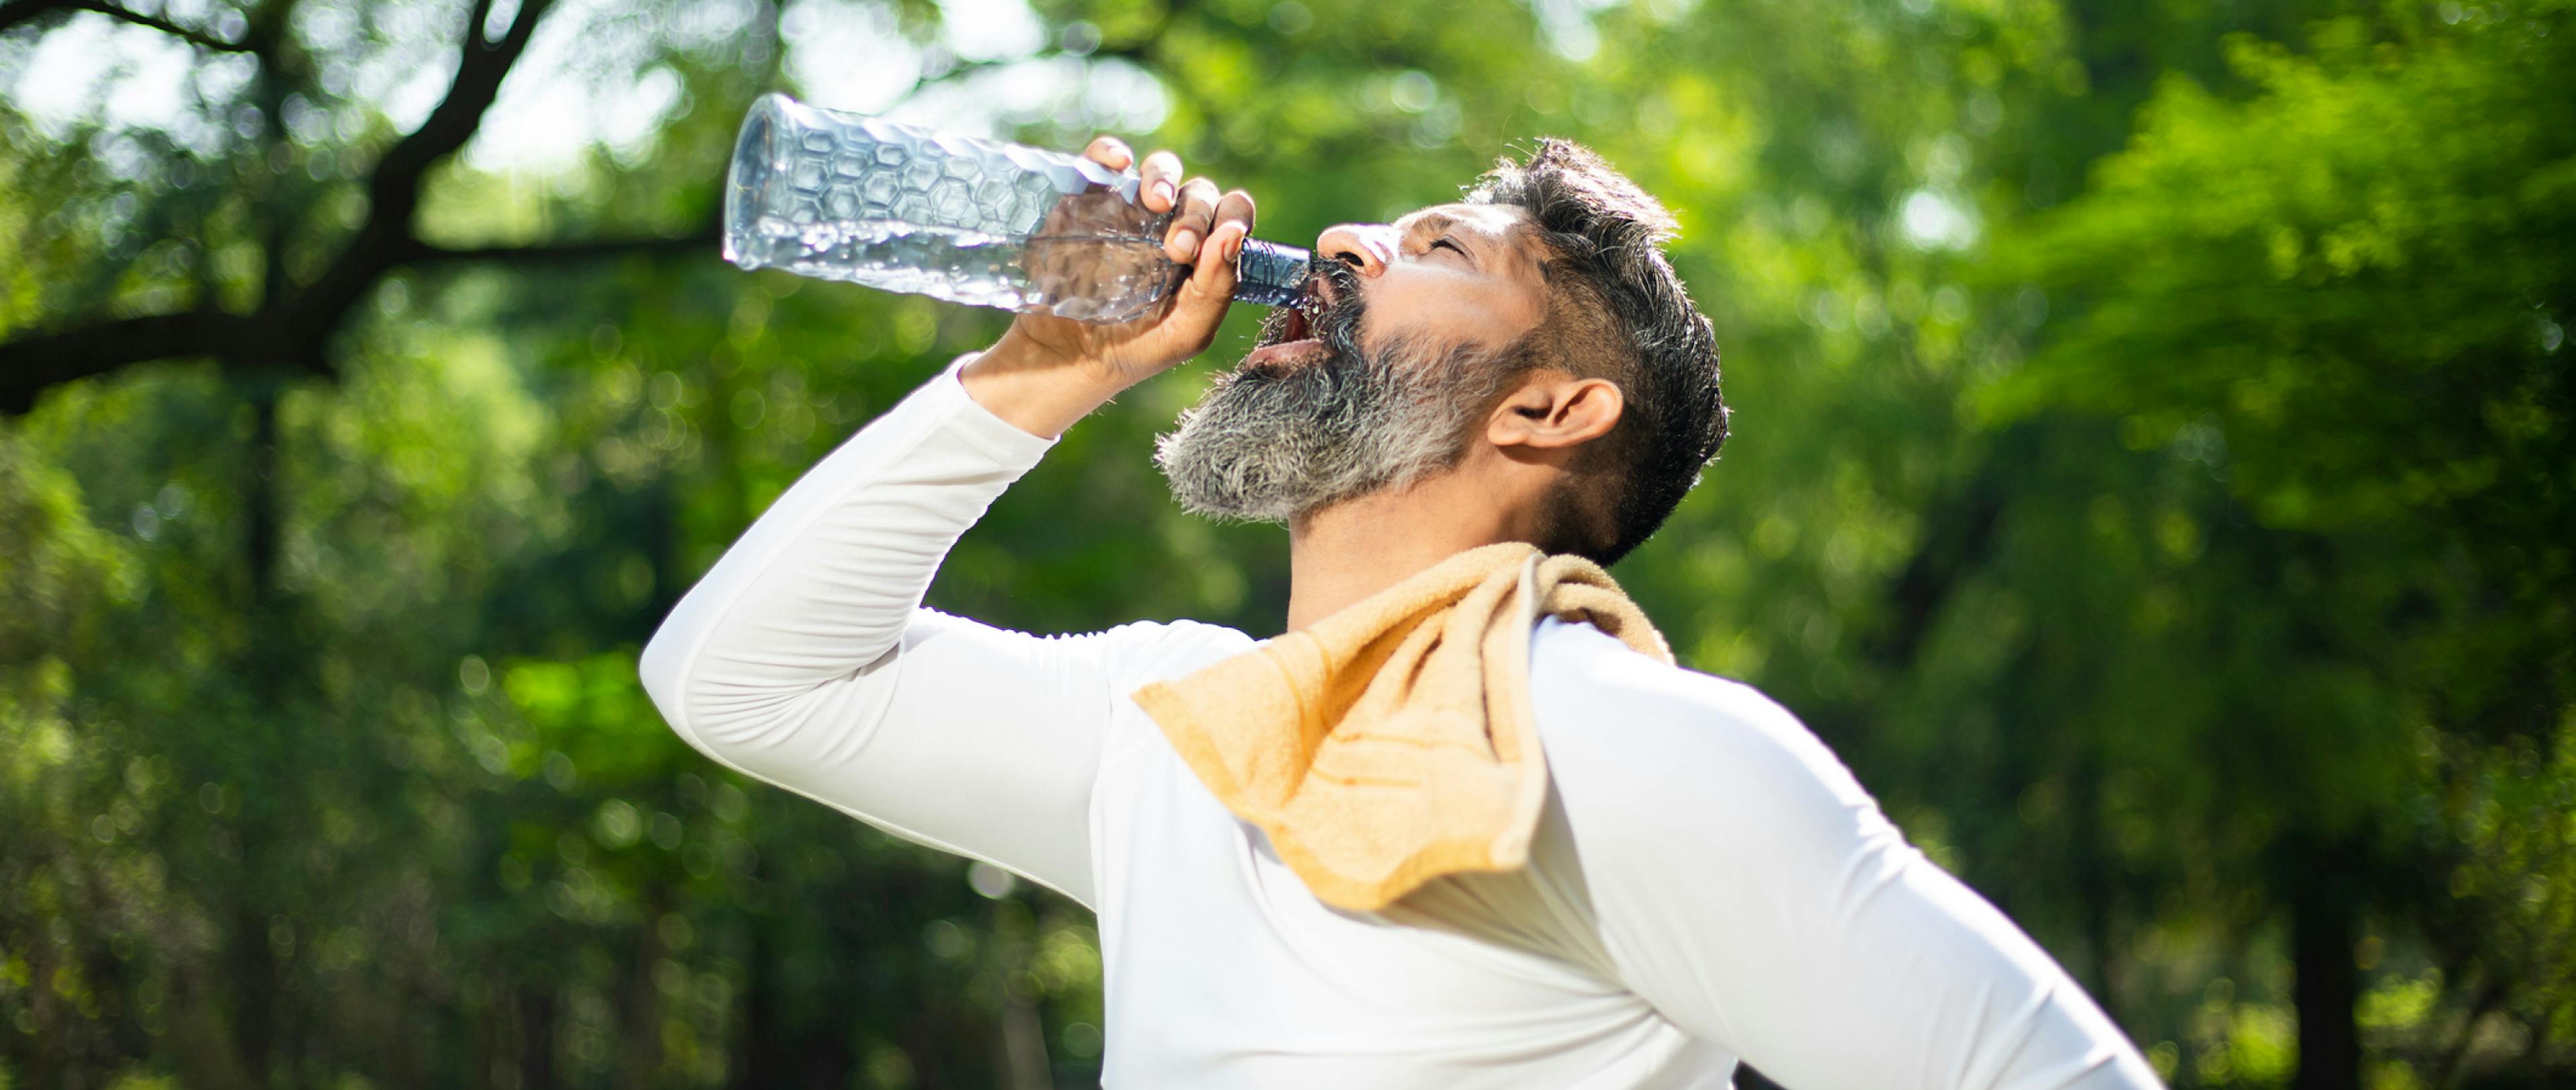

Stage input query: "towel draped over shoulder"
[{"left": 1130, "top": 541, "right": 1673, "bottom": 911}]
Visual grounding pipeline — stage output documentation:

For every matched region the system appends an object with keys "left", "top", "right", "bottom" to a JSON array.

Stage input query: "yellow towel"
[{"left": 1130, "top": 541, "right": 1674, "bottom": 911}]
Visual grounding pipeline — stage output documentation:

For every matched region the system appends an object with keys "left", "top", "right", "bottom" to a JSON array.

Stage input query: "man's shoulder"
[
  {"left": 1527, "top": 616, "right": 1799, "bottom": 738},
  {"left": 1527, "top": 616, "right": 1877, "bottom": 830}
]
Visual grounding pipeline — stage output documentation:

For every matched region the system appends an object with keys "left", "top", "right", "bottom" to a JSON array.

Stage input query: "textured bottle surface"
[{"left": 725, "top": 95, "right": 1305, "bottom": 322}]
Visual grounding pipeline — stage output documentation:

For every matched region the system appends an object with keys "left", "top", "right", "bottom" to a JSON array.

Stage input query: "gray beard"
[{"left": 1153, "top": 335, "right": 1487, "bottom": 525}]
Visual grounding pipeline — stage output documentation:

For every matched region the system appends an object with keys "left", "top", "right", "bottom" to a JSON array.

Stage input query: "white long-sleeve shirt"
[{"left": 637, "top": 355, "right": 2163, "bottom": 1090}]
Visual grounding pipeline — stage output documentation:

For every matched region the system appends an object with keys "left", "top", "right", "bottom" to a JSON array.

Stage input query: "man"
[{"left": 639, "top": 135, "right": 2161, "bottom": 1088}]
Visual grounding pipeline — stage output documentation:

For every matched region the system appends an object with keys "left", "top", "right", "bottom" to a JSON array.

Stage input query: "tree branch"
[
  {"left": 0, "top": 223, "right": 718, "bottom": 415},
  {"left": 1867, "top": 480, "right": 2004, "bottom": 668},
  {"left": 0, "top": 0, "right": 742, "bottom": 419},
  {"left": 0, "top": 0, "right": 260, "bottom": 54},
  {"left": 286, "top": 0, "right": 558, "bottom": 364},
  {"left": 0, "top": 309, "right": 262, "bottom": 416}
]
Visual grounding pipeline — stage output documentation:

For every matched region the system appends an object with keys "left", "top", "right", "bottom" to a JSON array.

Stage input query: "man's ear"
[{"left": 1487, "top": 371, "right": 1624, "bottom": 451}]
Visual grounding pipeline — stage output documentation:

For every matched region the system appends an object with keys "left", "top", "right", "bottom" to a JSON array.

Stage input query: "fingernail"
[
  {"left": 1153, "top": 180, "right": 1175, "bottom": 207},
  {"left": 1226, "top": 232, "right": 1244, "bottom": 262},
  {"left": 1172, "top": 229, "right": 1198, "bottom": 257}
]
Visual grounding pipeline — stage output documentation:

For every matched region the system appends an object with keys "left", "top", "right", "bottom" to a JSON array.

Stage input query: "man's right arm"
[
  {"left": 636, "top": 354, "right": 1114, "bottom": 900},
  {"left": 637, "top": 135, "right": 1256, "bottom": 906}
]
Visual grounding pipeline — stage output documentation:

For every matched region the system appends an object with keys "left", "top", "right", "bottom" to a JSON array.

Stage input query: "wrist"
[{"left": 960, "top": 327, "right": 1132, "bottom": 439}]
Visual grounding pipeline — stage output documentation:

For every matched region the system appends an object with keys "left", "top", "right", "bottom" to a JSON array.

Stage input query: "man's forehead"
[{"left": 1394, "top": 201, "right": 1534, "bottom": 235}]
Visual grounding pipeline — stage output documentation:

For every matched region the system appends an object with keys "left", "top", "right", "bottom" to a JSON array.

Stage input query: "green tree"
[
  {"left": 6, "top": 0, "right": 2570, "bottom": 1086},
  {"left": 1968, "top": 6, "right": 2575, "bottom": 1085}
]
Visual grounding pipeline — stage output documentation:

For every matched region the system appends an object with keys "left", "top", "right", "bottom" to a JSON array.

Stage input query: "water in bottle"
[{"left": 724, "top": 95, "right": 1310, "bottom": 323}]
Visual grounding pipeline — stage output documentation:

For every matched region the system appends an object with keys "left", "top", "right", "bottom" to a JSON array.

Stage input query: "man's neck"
[{"left": 1283, "top": 474, "right": 1534, "bottom": 633}]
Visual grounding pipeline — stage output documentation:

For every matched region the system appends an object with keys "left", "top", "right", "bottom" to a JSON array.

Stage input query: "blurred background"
[{"left": 1, "top": 0, "right": 2569, "bottom": 1087}]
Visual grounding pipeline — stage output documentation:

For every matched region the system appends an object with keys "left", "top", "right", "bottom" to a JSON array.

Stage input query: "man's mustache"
[{"left": 1254, "top": 258, "right": 1366, "bottom": 354}]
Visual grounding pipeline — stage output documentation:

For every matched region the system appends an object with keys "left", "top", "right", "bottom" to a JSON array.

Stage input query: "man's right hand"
[{"left": 961, "top": 137, "right": 1256, "bottom": 439}]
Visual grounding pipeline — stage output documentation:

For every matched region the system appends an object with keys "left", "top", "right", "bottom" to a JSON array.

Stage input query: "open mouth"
[{"left": 1242, "top": 282, "right": 1332, "bottom": 368}]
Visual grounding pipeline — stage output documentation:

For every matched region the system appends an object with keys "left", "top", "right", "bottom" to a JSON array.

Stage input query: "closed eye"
[{"left": 1430, "top": 237, "right": 1466, "bottom": 256}]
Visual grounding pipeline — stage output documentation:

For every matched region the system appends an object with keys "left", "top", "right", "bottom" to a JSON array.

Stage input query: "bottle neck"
[{"left": 1232, "top": 240, "right": 1311, "bottom": 309}]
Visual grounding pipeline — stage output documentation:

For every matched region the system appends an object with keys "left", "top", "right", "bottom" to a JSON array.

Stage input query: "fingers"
[
  {"left": 1139, "top": 150, "right": 1183, "bottom": 213},
  {"left": 1165, "top": 210, "right": 1253, "bottom": 341},
  {"left": 1181, "top": 188, "right": 1254, "bottom": 286},
  {"left": 1189, "top": 219, "right": 1249, "bottom": 296},
  {"left": 1081, "top": 135, "right": 1132, "bottom": 172},
  {"left": 1119, "top": 147, "right": 1246, "bottom": 266},
  {"left": 1065, "top": 138, "right": 1260, "bottom": 360},
  {"left": 1211, "top": 188, "right": 1255, "bottom": 251},
  {"left": 1166, "top": 176, "right": 1222, "bottom": 262},
  {"left": 1169, "top": 185, "right": 1256, "bottom": 329}
]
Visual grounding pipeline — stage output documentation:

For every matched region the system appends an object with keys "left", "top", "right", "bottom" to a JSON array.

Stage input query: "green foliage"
[
  {"left": 3, "top": 0, "right": 2571, "bottom": 1086},
  {"left": 1953, "top": 3, "right": 2575, "bottom": 1083}
]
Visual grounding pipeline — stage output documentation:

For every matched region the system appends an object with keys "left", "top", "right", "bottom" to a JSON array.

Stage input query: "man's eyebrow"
[
  {"left": 1399, "top": 210, "right": 1464, "bottom": 236},
  {"left": 1397, "top": 211, "right": 1483, "bottom": 261}
]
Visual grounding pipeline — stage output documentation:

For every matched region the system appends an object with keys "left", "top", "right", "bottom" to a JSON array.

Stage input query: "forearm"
[
  {"left": 959, "top": 326, "right": 1139, "bottom": 439},
  {"left": 637, "top": 353, "right": 1055, "bottom": 743},
  {"left": 633, "top": 129, "right": 1248, "bottom": 902},
  {"left": 637, "top": 353, "right": 1159, "bottom": 903}
]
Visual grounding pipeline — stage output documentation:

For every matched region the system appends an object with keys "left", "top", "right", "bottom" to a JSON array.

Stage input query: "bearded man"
[{"left": 640, "top": 135, "right": 2161, "bottom": 1089}]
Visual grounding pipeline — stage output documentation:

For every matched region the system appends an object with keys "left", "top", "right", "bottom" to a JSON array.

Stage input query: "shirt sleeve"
[
  {"left": 637, "top": 353, "right": 1132, "bottom": 907},
  {"left": 1529, "top": 619, "right": 2164, "bottom": 1090}
]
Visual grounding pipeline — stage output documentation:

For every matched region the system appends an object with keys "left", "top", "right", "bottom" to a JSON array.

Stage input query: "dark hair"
[{"left": 1463, "top": 140, "right": 1727, "bottom": 566}]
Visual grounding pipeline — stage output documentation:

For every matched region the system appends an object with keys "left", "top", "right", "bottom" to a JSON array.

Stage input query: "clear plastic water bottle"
[{"left": 724, "top": 94, "right": 1310, "bottom": 323}]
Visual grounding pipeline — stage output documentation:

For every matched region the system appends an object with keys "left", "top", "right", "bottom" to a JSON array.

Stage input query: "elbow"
[
  {"left": 634, "top": 615, "right": 883, "bottom": 769},
  {"left": 637, "top": 626, "right": 761, "bottom": 775},
  {"left": 633, "top": 600, "right": 912, "bottom": 777},
  {"left": 637, "top": 617, "right": 698, "bottom": 738}
]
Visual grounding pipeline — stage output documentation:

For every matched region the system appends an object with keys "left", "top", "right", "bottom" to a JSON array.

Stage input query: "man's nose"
[{"left": 1316, "top": 223, "right": 1397, "bottom": 279}]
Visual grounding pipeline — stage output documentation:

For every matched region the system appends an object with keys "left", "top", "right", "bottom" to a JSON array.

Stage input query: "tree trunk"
[
  {"left": 517, "top": 985, "right": 559, "bottom": 1090},
  {"left": 2073, "top": 752, "right": 2121, "bottom": 1022},
  {"left": 2291, "top": 858, "right": 2361, "bottom": 1090},
  {"left": 221, "top": 380, "right": 286, "bottom": 1090},
  {"left": 617, "top": 891, "right": 669, "bottom": 1090},
  {"left": 993, "top": 900, "right": 1051, "bottom": 1090},
  {"left": 735, "top": 921, "right": 780, "bottom": 1089},
  {"left": 227, "top": 905, "right": 279, "bottom": 1088},
  {"left": 796, "top": 1027, "right": 855, "bottom": 1090},
  {"left": 23, "top": 929, "right": 65, "bottom": 1090},
  {"left": 242, "top": 382, "right": 281, "bottom": 610}
]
